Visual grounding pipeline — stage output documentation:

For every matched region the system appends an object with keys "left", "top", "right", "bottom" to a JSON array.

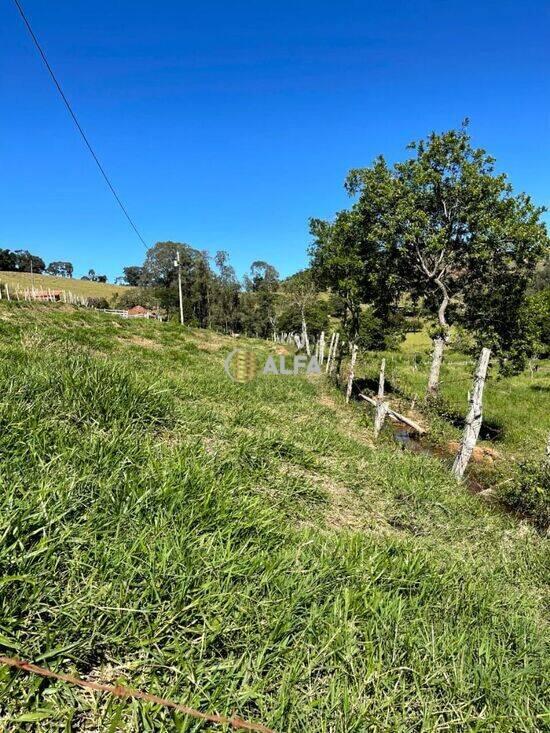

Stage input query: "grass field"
[
  {"left": 0, "top": 302, "right": 548, "bottom": 732},
  {"left": 0, "top": 271, "right": 132, "bottom": 303}
]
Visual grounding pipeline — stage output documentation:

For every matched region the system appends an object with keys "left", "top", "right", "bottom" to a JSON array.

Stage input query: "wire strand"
[
  {"left": 11, "top": 0, "right": 149, "bottom": 250},
  {"left": 0, "top": 656, "right": 274, "bottom": 733}
]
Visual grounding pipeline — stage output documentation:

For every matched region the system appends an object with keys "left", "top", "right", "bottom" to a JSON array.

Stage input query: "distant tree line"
[
  {"left": 0, "top": 248, "right": 75, "bottom": 278},
  {"left": 116, "top": 242, "right": 330, "bottom": 339},
  {"left": 0, "top": 247, "right": 113, "bottom": 282}
]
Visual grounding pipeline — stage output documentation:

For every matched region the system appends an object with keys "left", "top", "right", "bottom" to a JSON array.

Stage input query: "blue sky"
[{"left": 1, "top": 0, "right": 548, "bottom": 281}]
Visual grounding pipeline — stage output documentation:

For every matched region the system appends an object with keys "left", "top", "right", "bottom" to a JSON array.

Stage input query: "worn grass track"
[{"left": 0, "top": 303, "right": 548, "bottom": 732}]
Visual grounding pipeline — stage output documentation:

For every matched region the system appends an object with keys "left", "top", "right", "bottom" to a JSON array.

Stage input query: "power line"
[{"left": 11, "top": 0, "right": 149, "bottom": 250}]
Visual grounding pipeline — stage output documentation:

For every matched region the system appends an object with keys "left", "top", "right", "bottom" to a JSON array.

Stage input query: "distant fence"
[
  {"left": 0, "top": 283, "right": 89, "bottom": 307},
  {"left": 99, "top": 308, "right": 159, "bottom": 320},
  {"left": 0, "top": 284, "right": 162, "bottom": 320}
]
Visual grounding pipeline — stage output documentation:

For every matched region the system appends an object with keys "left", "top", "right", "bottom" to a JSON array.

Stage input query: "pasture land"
[
  {"left": 0, "top": 303, "right": 548, "bottom": 732},
  {"left": 0, "top": 271, "right": 132, "bottom": 302}
]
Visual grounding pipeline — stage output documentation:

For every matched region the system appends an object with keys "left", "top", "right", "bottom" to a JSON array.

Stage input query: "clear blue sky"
[{"left": 1, "top": 0, "right": 548, "bottom": 281}]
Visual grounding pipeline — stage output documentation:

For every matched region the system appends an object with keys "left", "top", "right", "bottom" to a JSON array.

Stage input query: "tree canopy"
[
  {"left": 46, "top": 261, "right": 73, "bottom": 277},
  {"left": 310, "top": 123, "right": 549, "bottom": 386}
]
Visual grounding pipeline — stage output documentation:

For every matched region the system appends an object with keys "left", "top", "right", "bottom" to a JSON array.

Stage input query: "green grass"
[
  {"left": 0, "top": 303, "right": 548, "bottom": 732},
  {"left": 0, "top": 271, "right": 132, "bottom": 303}
]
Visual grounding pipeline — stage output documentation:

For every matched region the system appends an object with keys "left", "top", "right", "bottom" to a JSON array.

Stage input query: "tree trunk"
[
  {"left": 427, "top": 336, "right": 446, "bottom": 396},
  {"left": 545, "top": 432, "right": 550, "bottom": 467},
  {"left": 426, "top": 276, "right": 450, "bottom": 397},
  {"left": 319, "top": 331, "right": 325, "bottom": 366},
  {"left": 452, "top": 347, "right": 491, "bottom": 480}
]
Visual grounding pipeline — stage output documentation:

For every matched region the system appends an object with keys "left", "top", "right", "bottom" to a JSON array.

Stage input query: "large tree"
[
  {"left": 0, "top": 249, "right": 17, "bottom": 271},
  {"left": 342, "top": 124, "right": 549, "bottom": 393},
  {"left": 309, "top": 212, "right": 364, "bottom": 343},
  {"left": 281, "top": 269, "right": 320, "bottom": 354},
  {"left": 242, "top": 261, "right": 280, "bottom": 338},
  {"left": 309, "top": 205, "right": 404, "bottom": 350},
  {"left": 210, "top": 251, "right": 241, "bottom": 333},
  {"left": 46, "top": 261, "right": 73, "bottom": 277},
  {"left": 14, "top": 250, "right": 46, "bottom": 274},
  {"left": 141, "top": 241, "right": 195, "bottom": 288},
  {"left": 122, "top": 265, "right": 144, "bottom": 286},
  {"left": 139, "top": 241, "right": 215, "bottom": 327}
]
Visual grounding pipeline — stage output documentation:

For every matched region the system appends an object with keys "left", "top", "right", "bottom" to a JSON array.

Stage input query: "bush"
[
  {"left": 113, "top": 287, "right": 159, "bottom": 310},
  {"left": 88, "top": 297, "right": 110, "bottom": 309},
  {"left": 406, "top": 317, "right": 423, "bottom": 333},
  {"left": 499, "top": 460, "right": 550, "bottom": 530}
]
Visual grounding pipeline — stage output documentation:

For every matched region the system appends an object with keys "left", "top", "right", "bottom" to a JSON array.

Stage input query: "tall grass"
[{"left": 0, "top": 304, "right": 548, "bottom": 731}]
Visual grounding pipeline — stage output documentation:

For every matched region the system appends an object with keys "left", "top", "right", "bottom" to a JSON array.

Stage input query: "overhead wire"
[{"left": 11, "top": 0, "right": 149, "bottom": 250}]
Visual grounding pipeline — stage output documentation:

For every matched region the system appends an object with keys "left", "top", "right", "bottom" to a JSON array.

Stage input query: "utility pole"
[{"left": 174, "top": 250, "right": 184, "bottom": 325}]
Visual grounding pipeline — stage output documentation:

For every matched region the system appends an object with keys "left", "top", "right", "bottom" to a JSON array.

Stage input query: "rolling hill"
[{"left": 0, "top": 270, "right": 132, "bottom": 302}]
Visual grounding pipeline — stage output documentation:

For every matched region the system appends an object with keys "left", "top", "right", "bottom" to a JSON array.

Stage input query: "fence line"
[
  {"left": 0, "top": 282, "right": 89, "bottom": 307},
  {"left": 0, "top": 656, "right": 274, "bottom": 733},
  {"left": 98, "top": 308, "right": 156, "bottom": 319}
]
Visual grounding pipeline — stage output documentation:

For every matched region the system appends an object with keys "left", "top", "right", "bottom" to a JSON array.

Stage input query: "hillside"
[
  {"left": 0, "top": 271, "right": 132, "bottom": 302},
  {"left": 0, "top": 302, "right": 548, "bottom": 731}
]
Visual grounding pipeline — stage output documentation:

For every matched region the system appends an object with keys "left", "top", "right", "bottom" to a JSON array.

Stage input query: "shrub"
[
  {"left": 88, "top": 296, "right": 110, "bottom": 309},
  {"left": 499, "top": 460, "right": 550, "bottom": 530}
]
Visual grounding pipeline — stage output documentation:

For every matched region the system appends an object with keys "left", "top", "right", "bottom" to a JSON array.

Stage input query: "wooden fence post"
[
  {"left": 345, "top": 343, "right": 358, "bottom": 404},
  {"left": 325, "top": 332, "right": 335, "bottom": 374},
  {"left": 374, "top": 358, "right": 388, "bottom": 438},
  {"left": 452, "top": 347, "right": 491, "bottom": 480},
  {"left": 5, "top": 285, "right": 10, "bottom": 301},
  {"left": 319, "top": 331, "right": 325, "bottom": 366},
  {"left": 329, "top": 332, "right": 339, "bottom": 376}
]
